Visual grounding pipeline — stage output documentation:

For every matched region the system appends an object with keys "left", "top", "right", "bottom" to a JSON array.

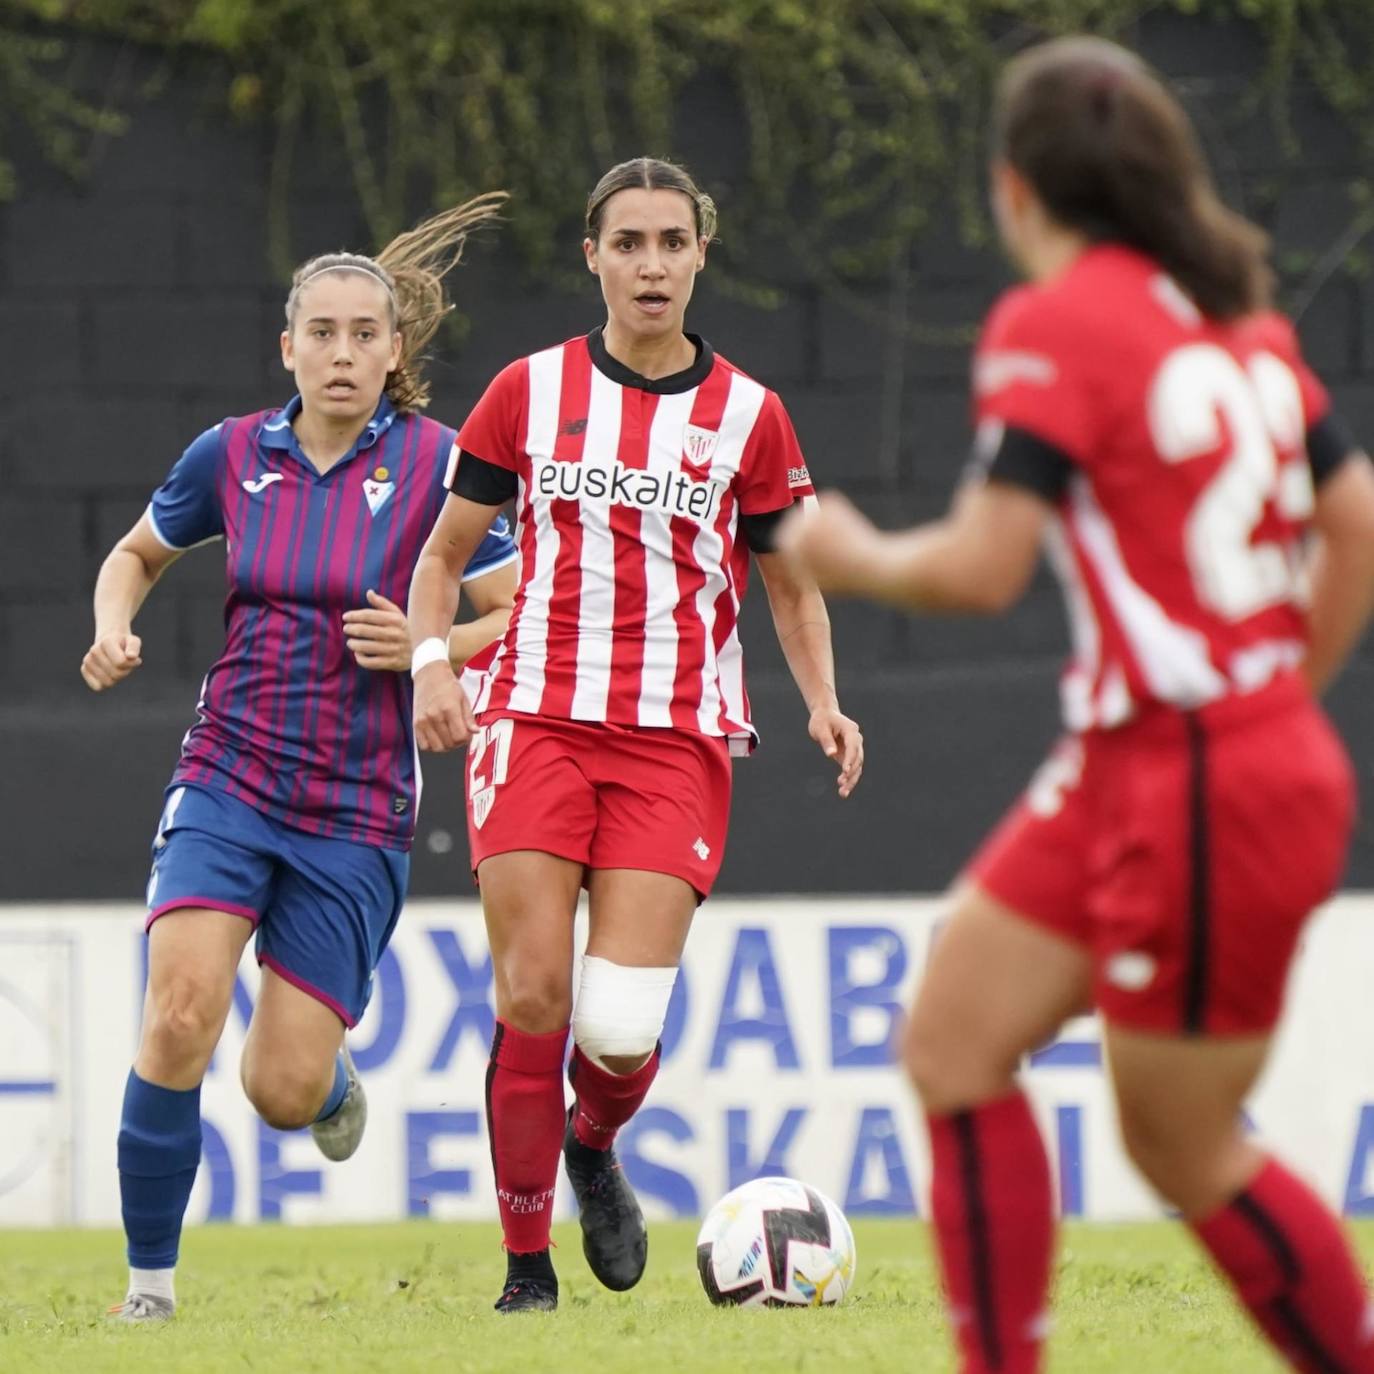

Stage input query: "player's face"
[
  {"left": 281, "top": 272, "right": 403, "bottom": 422},
  {"left": 584, "top": 187, "right": 708, "bottom": 340}
]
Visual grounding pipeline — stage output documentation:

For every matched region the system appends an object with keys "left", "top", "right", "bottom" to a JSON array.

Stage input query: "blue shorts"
[{"left": 145, "top": 784, "right": 408, "bottom": 1027}]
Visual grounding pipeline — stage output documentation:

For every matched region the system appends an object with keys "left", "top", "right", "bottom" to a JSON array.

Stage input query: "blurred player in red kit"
[
  {"left": 788, "top": 35, "right": 1374, "bottom": 1374},
  {"left": 409, "top": 157, "right": 864, "bottom": 1312}
]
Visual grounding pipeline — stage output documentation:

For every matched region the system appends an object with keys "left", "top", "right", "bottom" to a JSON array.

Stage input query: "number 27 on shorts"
[{"left": 468, "top": 718, "right": 514, "bottom": 831}]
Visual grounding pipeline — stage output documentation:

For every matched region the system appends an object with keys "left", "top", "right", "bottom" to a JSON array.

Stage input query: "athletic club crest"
[
  {"left": 683, "top": 423, "right": 719, "bottom": 471},
  {"left": 363, "top": 476, "right": 395, "bottom": 515}
]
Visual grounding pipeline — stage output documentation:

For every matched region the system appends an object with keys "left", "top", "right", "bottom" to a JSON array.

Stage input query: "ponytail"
[{"left": 285, "top": 192, "right": 507, "bottom": 411}]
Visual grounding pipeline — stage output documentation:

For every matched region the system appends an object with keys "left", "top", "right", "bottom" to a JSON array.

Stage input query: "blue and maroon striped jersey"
[{"left": 147, "top": 394, "right": 516, "bottom": 850}]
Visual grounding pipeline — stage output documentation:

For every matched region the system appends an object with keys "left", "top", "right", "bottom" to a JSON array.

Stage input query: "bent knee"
[
  {"left": 902, "top": 1009, "right": 1020, "bottom": 1113},
  {"left": 572, "top": 957, "right": 676, "bottom": 1068},
  {"left": 242, "top": 1061, "right": 329, "bottom": 1131},
  {"left": 1117, "top": 1110, "right": 1255, "bottom": 1212}
]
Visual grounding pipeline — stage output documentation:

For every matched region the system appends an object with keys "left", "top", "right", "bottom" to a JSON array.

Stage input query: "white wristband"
[{"left": 410, "top": 636, "right": 450, "bottom": 678}]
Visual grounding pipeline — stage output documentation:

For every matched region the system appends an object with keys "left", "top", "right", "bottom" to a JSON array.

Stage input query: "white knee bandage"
[{"left": 572, "top": 956, "right": 678, "bottom": 1066}]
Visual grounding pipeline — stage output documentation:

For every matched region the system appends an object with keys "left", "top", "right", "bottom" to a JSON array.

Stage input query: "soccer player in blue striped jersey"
[{"left": 82, "top": 196, "right": 515, "bottom": 1322}]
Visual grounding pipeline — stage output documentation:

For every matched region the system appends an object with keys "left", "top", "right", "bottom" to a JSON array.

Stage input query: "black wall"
[{"left": 3, "top": 15, "right": 1372, "bottom": 899}]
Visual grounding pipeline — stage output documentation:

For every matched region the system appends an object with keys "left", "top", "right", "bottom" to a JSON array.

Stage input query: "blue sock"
[
  {"left": 117, "top": 1070, "right": 202, "bottom": 1269},
  {"left": 313, "top": 1053, "right": 349, "bottom": 1123}
]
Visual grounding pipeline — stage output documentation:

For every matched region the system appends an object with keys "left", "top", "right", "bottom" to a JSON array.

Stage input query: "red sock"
[
  {"left": 567, "top": 1044, "right": 660, "bottom": 1150},
  {"left": 1192, "top": 1157, "right": 1374, "bottom": 1373},
  {"left": 486, "top": 1020, "right": 568, "bottom": 1253},
  {"left": 927, "top": 1091, "right": 1054, "bottom": 1374}
]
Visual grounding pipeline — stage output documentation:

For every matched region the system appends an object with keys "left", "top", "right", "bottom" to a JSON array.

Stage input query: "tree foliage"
[{"left": 3, "top": 0, "right": 1373, "bottom": 286}]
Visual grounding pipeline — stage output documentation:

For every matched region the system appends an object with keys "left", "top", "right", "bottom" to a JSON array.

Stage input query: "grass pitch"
[{"left": 5, "top": 1219, "right": 1370, "bottom": 1373}]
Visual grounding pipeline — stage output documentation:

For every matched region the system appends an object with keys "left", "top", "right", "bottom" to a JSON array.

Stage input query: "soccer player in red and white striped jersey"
[
  {"left": 409, "top": 157, "right": 863, "bottom": 1313},
  {"left": 790, "top": 37, "right": 1374, "bottom": 1374}
]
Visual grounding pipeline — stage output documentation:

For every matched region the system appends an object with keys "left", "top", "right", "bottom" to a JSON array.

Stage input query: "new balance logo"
[
  {"left": 242, "top": 472, "right": 284, "bottom": 493},
  {"left": 692, "top": 836, "right": 711, "bottom": 862}
]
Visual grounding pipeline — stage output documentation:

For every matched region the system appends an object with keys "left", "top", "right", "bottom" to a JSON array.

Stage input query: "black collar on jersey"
[{"left": 586, "top": 326, "right": 715, "bottom": 394}]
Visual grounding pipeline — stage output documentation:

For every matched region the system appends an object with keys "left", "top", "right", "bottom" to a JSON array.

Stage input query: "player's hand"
[
  {"left": 343, "top": 589, "right": 411, "bottom": 672},
  {"left": 413, "top": 664, "right": 476, "bottom": 752},
  {"left": 809, "top": 705, "right": 864, "bottom": 798},
  {"left": 81, "top": 632, "right": 143, "bottom": 692},
  {"left": 777, "top": 491, "right": 884, "bottom": 597}
]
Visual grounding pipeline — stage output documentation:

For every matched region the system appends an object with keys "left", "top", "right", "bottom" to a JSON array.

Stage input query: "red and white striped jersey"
[
  {"left": 974, "top": 244, "right": 1335, "bottom": 732},
  {"left": 452, "top": 330, "right": 814, "bottom": 746}
]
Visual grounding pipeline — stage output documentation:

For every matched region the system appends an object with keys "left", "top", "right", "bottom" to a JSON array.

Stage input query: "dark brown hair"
[
  {"left": 286, "top": 192, "right": 507, "bottom": 411},
  {"left": 994, "top": 36, "right": 1271, "bottom": 320},
  {"left": 585, "top": 157, "right": 718, "bottom": 243}
]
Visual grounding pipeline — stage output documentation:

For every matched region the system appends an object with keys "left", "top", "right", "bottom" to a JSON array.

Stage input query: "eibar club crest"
[
  {"left": 683, "top": 423, "right": 719, "bottom": 469},
  {"left": 363, "top": 477, "right": 395, "bottom": 515}
]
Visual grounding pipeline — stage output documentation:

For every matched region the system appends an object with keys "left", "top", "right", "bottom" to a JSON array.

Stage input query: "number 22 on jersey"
[{"left": 1148, "top": 344, "right": 1313, "bottom": 622}]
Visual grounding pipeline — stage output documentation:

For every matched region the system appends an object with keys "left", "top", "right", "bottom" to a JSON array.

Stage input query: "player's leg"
[
  {"left": 906, "top": 736, "right": 1096, "bottom": 1373},
  {"left": 240, "top": 967, "right": 348, "bottom": 1128},
  {"left": 1107, "top": 1028, "right": 1374, "bottom": 1372},
  {"left": 478, "top": 848, "right": 584, "bottom": 1312},
  {"left": 565, "top": 726, "right": 731, "bottom": 1293},
  {"left": 562, "top": 868, "right": 696, "bottom": 1292},
  {"left": 904, "top": 884, "right": 1091, "bottom": 1374},
  {"left": 114, "top": 787, "right": 268, "bottom": 1321},
  {"left": 117, "top": 910, "right": 253, "bottom": 1321},
  {"left": 241, "top": 831, "right": 409, "bottom": 1158},
  {"left": 463, "top": 715, "right": 599, "bottom": 1312},
  {"left": 1099, "top": 704, "right": 1370, "bottom": 1372}
]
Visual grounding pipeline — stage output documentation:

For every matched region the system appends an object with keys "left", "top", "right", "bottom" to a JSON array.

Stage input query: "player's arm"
[
  {"left": 409, "top": 486, "right": 511, "bottom": 751},
  {"left": 448, "top": 558, "right": 516, "bottom": 669},
  {"left": 753, "top": 546, "right": 864, "bottom": 799},
  {"left": 1303, "top": 446, "right": 1374, "bottom": 695},
  {"left": 783, "top": 475, "right": 1050, "bottom": 615},
  {"left": 82, "top": 512, "right": 183, "bottom": 692}
]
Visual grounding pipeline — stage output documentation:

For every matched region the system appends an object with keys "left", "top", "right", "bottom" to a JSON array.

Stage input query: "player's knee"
[
  {"left": 501, "top": 972, "right": 573, "bottom": 1035},
  {"left": 1116, "top": 1101, "right": 1197, "bottom": 1196},
  {"left": 902, "top": 1013, "right": 953, "bottom": 1103},
  {"left": 242, "top": 1060, "right": 324, "bottom": 1131},
  {"left": 571, "top": 956, "right": 677, "bottom": 1070},
  {"left": 143, "top": 974, "right": 228, "bottom": 1063},
  {"left": 902, "top": 1007, "right": 1014, "bottom": 1112}
]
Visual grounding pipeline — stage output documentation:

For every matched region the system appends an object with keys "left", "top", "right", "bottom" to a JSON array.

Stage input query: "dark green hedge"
[{"left": 4, "top": 1, "right": 1373, "bottom": 285}]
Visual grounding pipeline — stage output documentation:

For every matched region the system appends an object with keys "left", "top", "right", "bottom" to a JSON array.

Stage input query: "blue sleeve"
[
  {"left": 148, "top": 426, "right": 225, "bottom": 550},
  {"left": 461, "top": 513, "right": 518, "bottom": 582}
]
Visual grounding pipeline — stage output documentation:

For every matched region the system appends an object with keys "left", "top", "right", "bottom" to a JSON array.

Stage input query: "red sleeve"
[
  {"left": 972, "top": 288, "right": 1099, "bottom": 464},
  {"left": 456, "top": 359, "right": 528, "bottom": 471},
  {"left": 1248, "top": 311, "right": 1332, "bottom": 429},
  {"left": 734, "top": 390, "right": 815, "bottom": 515}
]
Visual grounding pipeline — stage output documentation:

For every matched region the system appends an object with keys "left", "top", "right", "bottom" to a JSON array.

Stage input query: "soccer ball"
[{"left": 696, "top": 1175, "right": 857, "bottom": 1307}]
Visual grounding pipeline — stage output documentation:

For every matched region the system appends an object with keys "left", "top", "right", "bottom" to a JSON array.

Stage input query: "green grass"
[{"left": 5, "top": 1220, "right": 1372, "bottom": 1373}]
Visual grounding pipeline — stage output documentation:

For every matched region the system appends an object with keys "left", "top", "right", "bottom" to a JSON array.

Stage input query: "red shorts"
[
  {"left": 969, "top": 677, "right": 1355, "bottom": 1035},
  {"left": 464, "top": 712, "right": 732, "bottom": 899}
]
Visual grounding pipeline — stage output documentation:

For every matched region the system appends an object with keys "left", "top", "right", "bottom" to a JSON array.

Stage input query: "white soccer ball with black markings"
[{"left": 696, "top": 1176, "right": 857, "bottom": 1307}]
